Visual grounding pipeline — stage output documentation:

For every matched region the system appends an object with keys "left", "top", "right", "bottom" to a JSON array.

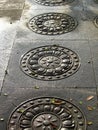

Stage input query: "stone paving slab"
[
  {"left": 15, "top": 19, "right": 92, "bottom": 42},
  {"left": 16, "top": 8, "right": 88, "bottom": 41},
  {"left": 0, "top": 10, "right": 23, "bottom": 21},
  {"left": 0, "top": 0, "right": 98, "bottom": 130},
  {"left": 0, "top": 0, "right": 25, "bottom": 9},
  {"left": 2, "top": 40, "right": 96, "bottom": 91},
  {"left": 15, "top": 2, "right": 98, "bottom": 42},
  {"left": 0, "top": 18, "right": 18, "bottom": 91},
  {"left": 0, "top": 4, "right": 24, "bottom": 10},
  {"left": 0, "top": 0, "right": 25, "bottom": 90},
  {"left": 0, "top": 87, "right": 98, "bottom": 130},
  {"left": 89, "top": 40, "right": 98, "bottom": 87}
]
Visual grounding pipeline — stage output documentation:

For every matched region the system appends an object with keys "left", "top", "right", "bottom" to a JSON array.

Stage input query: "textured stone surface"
[
  {"left": 89, "top": 40, "right": 98, "bottom": 87},
  {"left": 0, "top": 0, "right": 98, "bottom": 130},
  {"left": 0, "top": 0, "right": 25, "bottom": 90},
  {"left": 0, "top": 0, "right": 25, "bottom": 9}
]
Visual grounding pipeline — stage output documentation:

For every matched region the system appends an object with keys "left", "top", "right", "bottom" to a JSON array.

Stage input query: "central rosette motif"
[
  {"left": 39, "top": 56, "right": 61, "bottom": 69},
  {"left": 33, "top": 114, "right": 60, "bottom": 130},
  {"left": 8, "top": 97, "right": 86, "bottom": 130},
  {"left": 28, "top": 13, "right": 78, "bottom": 35},
  {"left": 20, "top": 45, "right": 80, "bottom": 80},
  {"left": 28, "top": 52, "right": 71, "bottom": 76},
  {"left": 44, "top": 19, "right": 62, "bottom": 29}
]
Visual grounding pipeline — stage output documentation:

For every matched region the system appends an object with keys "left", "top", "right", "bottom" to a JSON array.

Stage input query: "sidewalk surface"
[{"left": 0, "top": 0, "right": 98, "bottom": 130}]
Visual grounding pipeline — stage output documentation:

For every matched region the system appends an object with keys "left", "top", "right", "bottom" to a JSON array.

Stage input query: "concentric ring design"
[
  {"left": 20, "top": 45, "right": 80, "bottom": 81},
  {"left": 34, "top": 0, "right": 74, "bottom": 6},
  {"left": 94, "top": 16, "right": 98, "bottom": 28},
  {"left": 7, "top": 97, "right": 86, "bottom": 130},
  {"left": 28, "top": 13, "right": 78, "bottom": 35}
]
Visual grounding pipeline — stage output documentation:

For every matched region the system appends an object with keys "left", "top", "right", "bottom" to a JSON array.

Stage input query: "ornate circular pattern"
[
  {"left": 34, "top": 0, "right": 74, "bottom": 6},
  {"left": 7, "top": 97, "right": 86, "bottom": 130},
  {"left": 94, "top": 16, "right": 98, "bottom": 28},
  {"left": 28, "top": 13, "right": 78, "bottom": 35},
  {"left": 20, "top": 45, "right": 80, "bottom": 81}
]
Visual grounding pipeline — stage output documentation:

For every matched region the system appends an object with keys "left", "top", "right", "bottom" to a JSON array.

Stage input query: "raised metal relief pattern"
[
  {"left": 7, "top": 97, "right": 86, "bottom": 130},
  {"left": 20, "top": 45, "right": 80, "bottom": 81},
  {"left": 28, "top": 13, "right": 78, "bottom": 35},
  {"left": 94, "top": 16, "right": 98, "bottom": 28},
  {"left": 34, "top": 0, "right": 74, "bottom": 6}
]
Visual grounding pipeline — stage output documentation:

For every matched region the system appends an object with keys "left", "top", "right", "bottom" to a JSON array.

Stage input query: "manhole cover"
[
  {"left": 7, "top": 97, "right": 86, "bottom": 130},
  {"left": 94, "top": 16, "right": 98, "bottom": 28},
  {"left": 34, "top": 0, "right": 74, "bottom": 6},
  {"left": 28, "top": 13, "right": 78, "bottom": 35},
  {"left": 20, "top": 45, "right": 80, "bottom": 81}
]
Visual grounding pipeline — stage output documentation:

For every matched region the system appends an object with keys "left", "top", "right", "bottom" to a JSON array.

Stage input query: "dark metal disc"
[
  {"left": 7, "top": 97, "right": 86, "bottom": 130},
  {"left": 20, "top": 45, "right": 80, "bottom": 81},
  {"left": 28, "top": 13, "right": 78, "bottom": 35},
  {"left": 94, "top": 16, "right": 98, "bottom": 28},
  {"left": 34, "top": 0, "right": 74, "bottom": 6}
]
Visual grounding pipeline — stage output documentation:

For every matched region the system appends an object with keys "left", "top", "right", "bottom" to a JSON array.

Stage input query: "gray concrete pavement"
[
  {"left": 0, "top": 0, "right": 98, "bottom": 130},
  {"left": 0, "top": 0, "right": 25, "bottom": 90}
]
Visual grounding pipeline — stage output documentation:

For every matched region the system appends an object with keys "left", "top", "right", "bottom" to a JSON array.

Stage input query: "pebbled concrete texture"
[{"left": 0, "top": 0, "right": 98, "bottom": 130}]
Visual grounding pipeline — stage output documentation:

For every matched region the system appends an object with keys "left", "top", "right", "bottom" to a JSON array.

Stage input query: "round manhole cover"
[
  {"left": 7, "top": 97, "right": 86, "bottom": 130},
  {"left": 34, "top": 0, "right": 74, "bottom": 6},
  {"left": 28, "top": 13, "right": 78, "bottom": 35},
  {"left": 94, "top": 16, "right": 98, "bottom": 28},
  {"left": 20, "top": 45, "right": 80, "bottom": 81}
]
